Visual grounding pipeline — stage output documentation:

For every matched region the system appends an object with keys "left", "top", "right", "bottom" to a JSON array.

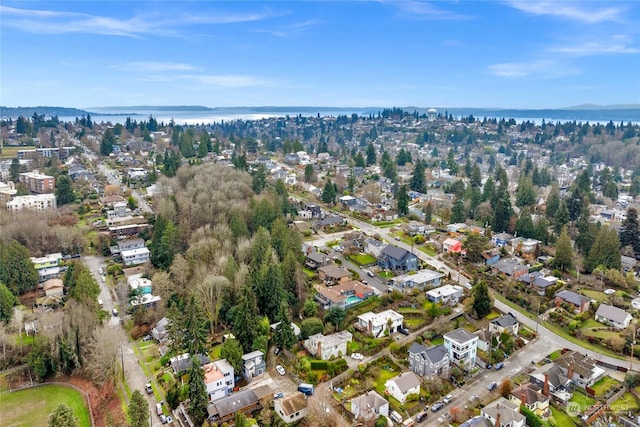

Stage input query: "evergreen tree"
[
  {"left": 220, "top": 338, "right": 244, "bottom": 374},
  {"left": 396, "top": 184, "right": 409, "bottom": 216},
  {"left": 232, "top": 285, "right": 259, "bottom": 352},
  {"left": 515, "top": 210, "right": 535, "bottom": 238},
  {"left": 274, "top": 314, "right": 297, "bottom": 349},
  {"left": 423, "top": 202, "right": 433, "bottom": 225},
  {"left": 100, "top": 129, "right": 116, "bottom": 155},
  {"left": 197, "top": 140, "right": 208, "bottom": 158},
  {"left": 181, "top": 295, "right": 208, "bottom": 355},
  {"left": 321, "top": 178, "right": 336, "bottom": 204},
  {"left": 304, "top": 164, "right": 315, "bottom": 183},
  {"left": 251, "top": 164, "right": 267, "bottom": 194},
  {"left": 9, "top": 157, "right": 21, "bottom": 182},
  {"left": 553, "top": 201, "right": 570, "bottom": 234},
  {"left": 254, "top": 262, "right": 286, "bottom": 321},
  {"left": 515, "top": 176, "right": 536, "bottom": 208},
  {"left": 620, "top": 208, "right": 640, "bottom": 256},
  {"left": 545, "top": 185, "right": 560, "bottom": 219},
  {"left": 586, "top": 226, "right": 621, "bottom": 272},
  {"left": 128, "top": 390, "right": 149, "bottom": 427},
  {"left": 463, "top": 234, "right": 489, "bottom": 264},
  {"left": 0, "top": 282, "right": 17, "bottom": 323},
  {"left": 451, "top": 197, "right": 466, "bottom": 223},
  {"left": 472, "top": 280, "right": 492, "bottom": 319},
  {"left": 49, "top": 403, "right": 78, "bottom": 427},
  {"left": 55, "top": 175, "right": 75, "bottom": 206},
  {"left": 187, "top": 357, "right": 208, "bottom": 426},
  {"left": 410, "top": 161, "right": 426, "bottom": 193},
  {"left": 354, "top": 152, "right": 365, "bottom": 168},
  {"left": 366, "top": 142, "right": 376, "bottom": 166},
  {"left": 554, "top": 226, "right": 574, "bottom": 271},
  {"left": 575, "top": 204, "right": 596, "bottom": 254},
  {"left": 0, "top": 240, "right": 38, "bottom": 294}
]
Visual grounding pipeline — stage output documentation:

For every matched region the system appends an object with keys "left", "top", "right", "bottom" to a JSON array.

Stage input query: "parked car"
[
  {"left": 366, "top": 270, "right": 375, "bottom": 277},
  {"left": 604, "top": 288, "right": 615, "bottom": 295},
  {"left": 159, "top": 415, "right": 167, "bottom": 424},
  {"left": 273, "top": 392, "right": 284, "bottom": 399},
  {"left": 145, "top": 383, "right": 153, "bottom": 394},
  {"left": 415, "top": 411, "right": 428, "bottom": 422},
  {"left": 350, "top": 352, "right": 364, "bottom": 360},
  {"left": 431, "top": 402, "right": 444, "bottom": 412},
  {"left": 112, "top": 308, "right": 118, "bottom": 317},
  {"left": 98, "top": 268, "right": 103, "bottom": 274},
  {"left": 276, "top": 365, "right": 286, "bottom": 376},
  {"left": 487, "top": 381, "right": 498, "bottom": 391},
  {"left": 398, "top": 327, "right": 410, "bottom": 335},
  {"left": 274, "top": 347, "right": 282, "bottom": 355},
  {"left": 156, "top": 403, "right": 163, "bottom": 416},
  {"left": 495, "top": 362, "right": 504, "bottom": 370},
  {"left": 143, "top": 335, "right": 152, "bottom": 342},
  {"left": 443, "top": 394, "right": 453, "bottom": 404}
]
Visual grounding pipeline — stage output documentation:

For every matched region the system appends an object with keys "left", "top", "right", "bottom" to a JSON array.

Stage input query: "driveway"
[{"left": 83, "top": 255, "right": 165, "bottom": 426}]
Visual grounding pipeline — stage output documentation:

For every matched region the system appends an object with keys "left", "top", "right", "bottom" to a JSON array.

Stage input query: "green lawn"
[
  {"left": 373, "top": 368, "right": 400, "bottom": 395},
  {"left": 0, "top": 384, "right": 91, "bottom": 427},
  {"left": 550, "top": 406, "right": 578, "bottom": 426},
  {"left": 582, "top": 328, "right": 621, "bottom": 340},
  {"left": 397, "top": 306, "right": 423, "bottom": 315},
  {"left": 580, "top": 289, "right": 606, "bottom": 302},
  {"left": 581, "top": 318, "right": 606, "bottom": 329},
  {"left": 611, "top": 392, "right": 640, "bottom": 411},
  {"left": 570, "top": 390, "right": 596, "bottom": 408},
  {"left": 405, "top": 318, "right": 425, "bottom": 329},
  {"left": 591, "top": 376, "right": 620, "bottom": 397},
  {"left": 350, "top": 254, "right": 377, "bottom": 267},
  {"left": 0, "top": 145, "right": 36, "bottom": 159},
  {"left": 549, "top": 350, "right": 561, "bottom": 361}
]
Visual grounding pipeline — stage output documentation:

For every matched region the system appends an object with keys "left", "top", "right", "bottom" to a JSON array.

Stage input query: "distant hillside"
[
  {"left": 0, "top": 106, "right": 93, "bottom": 118},
  {"left": 90, "top": 105, "right": 214, "bottom": 112}
]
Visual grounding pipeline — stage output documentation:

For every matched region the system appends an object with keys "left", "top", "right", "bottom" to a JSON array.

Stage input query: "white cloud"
[
  {"left": 507, "top": 1, "right": 623, "bottom": 24},
  {"left": 182, "top": 74, "right": 278, "bottom": 88},
  {"left": 388, "top": 1, "right": 471, "bottom": 20},
  {"left": 487, "top": 59, "right": 578, "bottom": 78},
  {"left": 550, "top": 41, "right": 639, "bottom": 56},
  {"left": 0, "top": 5, "right": 277, "bottom": 38},
  {"left": 113, "top": 62, "right": 199, "bottom": 72}
]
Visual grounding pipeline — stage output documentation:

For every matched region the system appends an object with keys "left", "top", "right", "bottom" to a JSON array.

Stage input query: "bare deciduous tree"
[
  {"left": 197, "top": 275, "right": 229, "bottom": 337},
  {"left": 85, "top": 326, "right": 124, "bottom": 384}
]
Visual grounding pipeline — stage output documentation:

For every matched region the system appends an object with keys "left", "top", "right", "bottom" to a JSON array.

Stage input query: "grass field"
[
  {"left": 570, "top": 390, "right": 596, "bottom": 408},
  {"left": 591, "top": 376, "right": 620, "bottom": 397},
  {"left": 550, "top": 406, "right": 578, "bottom": 426},
  {"left": 0, "top": 146, "right": 36, "bottom": 160},
  {"left": 611, "top": 392, "right": 640, "bottom": 411},
  {"left": 350, "top": 254, "right": 377, "bottom": 266},
  {"left": 0, "top": 384, "right": 91, "bottom": 427},
  {"left": 580, "top": 289, "right": 606, "bottom": 302}
]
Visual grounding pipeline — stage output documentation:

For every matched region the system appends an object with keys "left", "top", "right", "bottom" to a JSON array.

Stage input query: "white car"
[
  {"left": 604, "top": 289, "right": 616, "bottom": 295},
  {"left": 276, "top": 365, "right": 286, "bottom": 376},
  {"left": 351, "top": 353, "right": 364, "bottom": 360}
]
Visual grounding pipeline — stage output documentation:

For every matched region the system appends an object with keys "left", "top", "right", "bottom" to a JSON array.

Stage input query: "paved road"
[{"left": 84, "top": 255, "right": 165, "bottom": 426}]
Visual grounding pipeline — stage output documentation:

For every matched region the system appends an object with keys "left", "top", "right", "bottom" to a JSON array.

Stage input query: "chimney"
[
  {"left": 317, "top": 341, "right": 322, "bottom": 359},
  {"left": 368, "top": 319, "right": 373, "bottom": 335},
  {"left": 543, "top": 374, "right": 549, "bottom": 397},
  {"left": 568, "top": 363, "right": 574, "bottom": 380},
  {"left": 494, "top": 404, "right": 501, "bottom": 427},
  {"left": 521, "top": 391, "right": 527, "bottom": 405}
]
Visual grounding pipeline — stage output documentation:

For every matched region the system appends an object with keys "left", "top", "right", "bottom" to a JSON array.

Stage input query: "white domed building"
[{"left": 427, "top": 108, "right": 437, "bottom": 121}]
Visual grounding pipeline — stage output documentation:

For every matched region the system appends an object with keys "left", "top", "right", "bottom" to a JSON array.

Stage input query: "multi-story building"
[
  {"left": 444, "top": 328, "right": 478, "bottom": 368},
  {"left": 121, "top": 247, "right": 150, "bottom": 266},
  {"left": 19, "top": 171, "right": 55, "bottom": 193},
  {"left": 203, "top": 359, "right": 235, "bottom": 401},
  {"left": 408, "top": 343, "right": 450, "bottom": 378},
  {"left": 356, "top": 310, "right": 404, "bottom": 337},
  {"left": 7, "top": 194, "right": 57, "bottom": 212}
]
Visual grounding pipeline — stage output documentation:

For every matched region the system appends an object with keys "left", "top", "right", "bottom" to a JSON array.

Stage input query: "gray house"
[
  {"left": 377, "top": 245, "right": 418, "bottom": 272},
  {"left": 242, "top": 350, "right": 266, "bottom": 382},
  {"left": 408, "top": 343, "right": 450, "bottom": 378}
]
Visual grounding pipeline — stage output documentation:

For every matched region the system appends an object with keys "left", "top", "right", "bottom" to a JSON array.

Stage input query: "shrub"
[{"left": 310, "top": 360, "right": 328, "bottom": 370}]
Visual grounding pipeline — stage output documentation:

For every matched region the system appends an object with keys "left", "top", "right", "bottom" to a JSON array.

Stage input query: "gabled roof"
[
  {"left": 444, "top": 328, "right": 478, "bottom": 345},
  {"left": 277, "top": 392, "right": 308, "bottom": 416},
  {"left": 387, "top": 371, "right": 420, "bottom": 393},
  {"left": 306, "top": 252, "right": 327, "bottom": 264},
  {"left": 511, "top": 383, "right": 548, "bottom": 405},
  {"left": 318, "top": 265, "right": 351, "bottom": 279},
  {"left": 209, "top": 389, "right": 259, "bottom": 418},
  {"left": 555, "top": 290, "right": 590, "bottom": 306},
  {"left": 595, "top": 304, "right": 631, "bottom": 324},
  {"left": 380, "top": 245, "right": 413, "bottom": 261},
  {"left": 555, "top": 350, "right": 598, "bottom": 378},
  {"left": 491, "top": 313, "right": 518, "bottom": 328},
  {"left": 424, "top": 344, "right": 449, "bottom": 364},
  {"left": 351, "top": 390, "right": 388, "bottom": 409}
]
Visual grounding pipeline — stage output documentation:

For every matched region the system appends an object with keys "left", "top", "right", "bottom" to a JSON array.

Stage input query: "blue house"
[
  {"left": 491, "top": 232, "right": 513, "bottom": 248},
  {"left": 378, "top": 245, "right": 418, "bottom": 273},
  {"left": 481, "top": 249, "right": 501, "bottom": 266}
]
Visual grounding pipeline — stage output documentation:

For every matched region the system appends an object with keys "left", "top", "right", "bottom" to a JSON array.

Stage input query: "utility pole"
[{"left": 121, "top": 345, "right": 125, "bottom": 381}]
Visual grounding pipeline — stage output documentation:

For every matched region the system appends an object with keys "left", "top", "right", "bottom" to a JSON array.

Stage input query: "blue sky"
[{"left": 1, "top": 1, "right": 639, "bottom": 109}]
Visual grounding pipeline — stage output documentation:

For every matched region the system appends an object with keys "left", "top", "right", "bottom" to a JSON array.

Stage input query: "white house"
[
  {"left": 481, "top": 398, "right": 525, "bottom": 427},
  {"left": 303, "top": 331, "right": 352, "bottom": 360},
  {"left": 489, "top": 313, "right": 519, "bottom": 336},
  {"left": 241, "top": 351, "right": 266, "bottom": 381},
  {"left": 356, "top": 310, "right": 404, "bottom": 338},
  {"left": 350, "top": 391, "right": 389, "bottom": 421},
  {"left": 203, "top": 359, "right": 235, "bottom": 401},
  {"left": 444, "top": 328, "right": 478, "bottom": 368},
  {"left": 6, "top": 193, "right": 57, "bottom": 212},
  {"left": 426, "top": 285, "right": 464, "bottom": 305},
  {"left": 121, "top": 247, "right": 151, "bottom": 266},
  {"left": 595, "top": 304, "right": 632, "bottom": 330},
  {"left": 385, "top": 371, "right": 421, "bottom": 404},
  {"left": 274, "top": 392, "right": 308, "bottom": 424}
]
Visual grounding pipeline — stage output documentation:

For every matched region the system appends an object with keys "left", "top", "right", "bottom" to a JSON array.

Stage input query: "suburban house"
[
  {"left": 318, "top": 265, "right": 352, "bottom": 286},
  {"left": 207, "top": 389, "right": 261, "bottom": 424},
  {"left": 447, "top": 223, "right": 468, "bottom": 233},
  {"left": 554, "top": 350, "right": 605, "bottom": 388},
  {"left": 492, "top": 232, "right": 514, "bottom": 248},
  {"left": 481, "top": 398, "right": 526, "bottom": 427},
  {"left": 491, "top": 258, "right": 529, "bottom": 279},
  {"left": 151, "top": 317, "right": 170, "bottom": 344},
  {"left": 377, "top": 245, "right": 418, "bottom": 272},
  {"left": 489, "top": 313, "right": 519, "bottom": 336},
  {"left": 31, "top": 253, "right": 63, "bottom": 283},
  {"left": 314, "top": 280, "right": 375, "bottom": 310},
  {"left": 459, "top": 416, "right": 494, "bottom": 427},
  {"left": 121, "top": 246, "right": 151, "bottom": 266},
  {"left": 509, "top": 383, "right": 550, "bottom": 418},
  {"left": 170, "top": 353, "right": 211, "bottom": 376},
  {"left": 117, "top": 238, "right": 146, "bottom": 253},
  {"left": 314, "top": 215, "right": 345, "bottom": 231},
  {"left": 408, "top": 343, "right": 450, "bottom": 378},
  {"left": 519, "top": 272, "right": 558, "bottom": 296},
  {"left": 444, "top": 328, "right": 478, "bottom": 368},
  {"left": 365, "top": 237, "right": 386, "bottom": 258},
  {"left": 356, "top": 310, "right": 404, "bottom": 337},
  {"left": 274, "top": 392, "right": 308, "bottom": 424},
  {"left": 42, "top": 278, "right": 64, "bottom": 297},
  {"left": 303, "top": 331, "right": 352, "bottom": 360},
  {"left": 426, "top": 284, "right": 464, "bottom": 305},
  {"left": 554, "top": 290, "right": 591, "bottom": 314},
  {"left": 385, "top": 371, "right": 421, "bottom": 404},
  {"left": 622, "top": 255, "right": 638, "bottom": 273},
  {"left": 203, "top": 359, "right": 235, "bottom": 401},
  {"left": 481, "top": 249, "right": 501, "bottom": 266},
  {"left": 517, "top": 238, "right": 542, "bottom": 255},
  {"left": 529, "top": 364, "right": 573, "bottom": 402},
  {"left": 305, "top": 251, "right": 329, "bottom": 269},
  {"left": 241, "top": 351, "right": 266, "bottom": 382},
  {"left": 392, "top": 269, "right": 445, "bottom": 290},
  {"left": 443, "top": 237, "right": 463, "bottom": 254},
  {"left": 270, "top": 321, "right": 301, "bottom": 339},
  {"left": 128, "top": 275, "right": 161, "bottom": 309},
  {"left": 475, "top": 329, "right": 492, "bottom": 352},
  {"left": 350, "top": 391, "right": 389, "bottom": 421},
  {"left": 595, "top": 304, "right": 633, "bottom": 330}
]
